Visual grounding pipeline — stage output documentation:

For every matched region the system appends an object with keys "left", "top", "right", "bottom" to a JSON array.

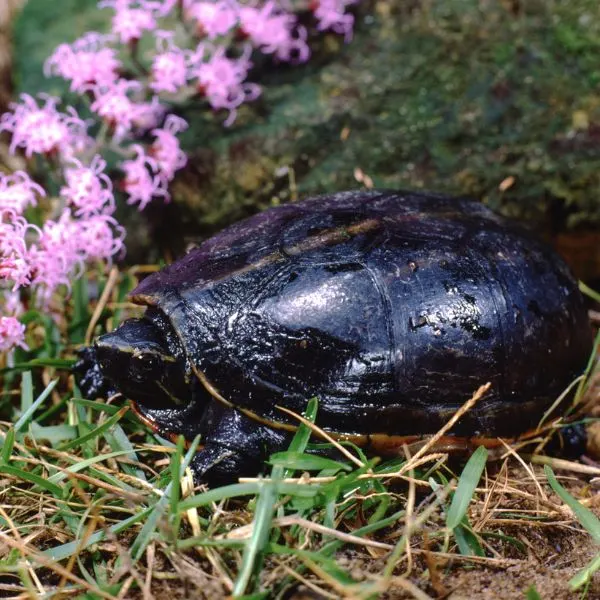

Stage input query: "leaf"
[
  {"left": 525, "top": 585, "right": 543, "bottom": 600},
  {"left": 1, "top": 428, "right": 15, "bottom": 463},
  {"left": 58, "top": 406, "right": 128, "bottom": 451},
  {"left": 0, "top": 464, "right": 63, "bottom": 496},
  {"left": 569, "top": 551, "right": 600, "bottom": 591},
  {"left": 446, "top": 446, "right": 488, "bottom": 529},
  {"left": 20, "top": 371, "right": 33, "bottom": 412},
  {"left": 14, "top": 379, "right": 58, "bottom": 433},
  {"left": 233, "top": 481, "right": 277, "bottom": 596},
  {"left": 545, "top": 465, "right": 600, "bottom": 544},
  {"left": 268, "top": 452, "right": 351, "bottom": 473}
]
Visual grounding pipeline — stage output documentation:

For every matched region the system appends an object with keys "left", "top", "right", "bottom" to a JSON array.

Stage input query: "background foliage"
[{"left": 13, "top": 0, "right": 600, "bottom": 264}]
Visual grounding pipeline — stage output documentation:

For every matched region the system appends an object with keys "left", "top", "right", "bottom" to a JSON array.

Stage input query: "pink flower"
[
  {"left": 185, "top": 0, "right": 238, "bottom": 39},
  {"left": 90, "top": 79, "right": 144, "bottom": 137},
  {"left": 0, "top": 171, "right": 45, "bottom": 214},
  {"left": 0, "top": 94, "right": 90, "bottom": 158},
  {"left": 0, "top": 211, "right": 36, "bottom": 290},
  {"left": 121, "top": 144, "right": 169, "bottom": 209},
  {"left": 151, "top": 115, "right": 188, "bottom": 181},
  {"left": 152, "top": 0, "right": 179, "bottom": 16},
  {"left": 45, "top": 33, "right": 121, "bottom": 92},
  {"left": 77, "top": 213, "right": 126, "bottom": 260},
  {"left": 132, "top": 95, "right": 165, "bottom": 132},
  {"left": 3, "top": 290, "right": 25, "bottom": 317},
  {"left": 312, "top": 0, "right": 356, "bottom": 41},
  {"left": 33, "top": 210, "right": 84, "bottom": 291},
  {"left": 100, "top": 0, "right": 158, "bottom": 44},
  {"left": 0, "top": 316, "right": 28, "bottom": 352},
  {"left": 189, "top": 45, "right": 260, "bottom": 125},
  {"left": 60, "top": 155, "right": 115, "bottom": 217},
  {"left": 239, "top": 2, "right": 309, "bottom": 63},
  {"left": 150, "top": 33, "right": 190, "bottom": 93}
]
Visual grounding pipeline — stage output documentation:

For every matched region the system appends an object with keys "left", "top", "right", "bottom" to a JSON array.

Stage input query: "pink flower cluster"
[
  {"left": 0, "top": 167, "right": 125, "bottom": 322},
  {"left": 0, "top": 0, "right": 359, "bottom": 352}
]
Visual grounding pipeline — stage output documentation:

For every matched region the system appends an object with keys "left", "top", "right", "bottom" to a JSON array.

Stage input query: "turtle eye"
[{"left": 134, "top": 353, "right": 159, "bottom": 374}]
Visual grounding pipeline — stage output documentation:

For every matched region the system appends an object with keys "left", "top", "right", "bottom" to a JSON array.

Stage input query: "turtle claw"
[{"left": 73, "top": 346, "right": 118, "bottom": 400}]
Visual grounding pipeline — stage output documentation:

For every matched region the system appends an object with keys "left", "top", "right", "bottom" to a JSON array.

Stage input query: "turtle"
[{"left": 75, "top": 189, "right": 593, "bottom": 485}]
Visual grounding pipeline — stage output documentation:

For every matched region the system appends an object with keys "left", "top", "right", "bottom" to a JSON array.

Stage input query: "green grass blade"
[
  {"left": 70, "top": 398, "right": 122, "bottom": 414},
  {"left": 453, "top": 520, "right": 484, "bottom": 556},
  {"left": 0, "top": 428, "right": 15, "bottom": 463},
  {"left": 545, "top": 465, "right": 600, "bottom": 544},
  {"left": 579, "top": 280, "right": 600, "bottom": 304},
  {"left": 178, "top": 483, "right": 261, "bottom": 511},
  {"left": 525, "top": 585, "right": 543, "bottom": 600},
  {"left": 233, "top": 481, "right": 277, "bottom": 597},
  {"left": 268, "top": 452, "right": 351, "bottom": 473},
  {"left": 14, "top": 379, "right": 58, "bottom": 433},
  {"left": 277, "top": 397, "right": 318, "bottom": 480},
  {"left": 46, "top": 450, "right": 135, "bottom": 485},
  {"left": 169, "top": 436, "right": 185, "bottom": 518},
  {"left": 5, "top": 358, "right": 76, "bottom": 371},
  {"left": 289, "top": 397, "right": 318, "bottom": 453},
  {"left": 103, "top": 423, "right": 146, "bottom": 480},
  {"left": 130, "top": 436, "right": 200, "bottom": 561},
  {"left": 446, "top": 446, "right": 488, "bottom": 529},
  {"left": 20, "top": 371, "right": 33, "bottom": 411},
  {"left": 58, "top": 406, "right": 128, "bottom": 451},
  {"left": 574, "top": 329, "right": 600, "bottom": 404},
  {"left": 0, "top": 464, "right": 63, "bottom": 496},
  {"left": 44, "top": 507, "right": 153, "bottom": 561},
  {"left": 569, "top": 551, "right": 600, "bottom": 591}
]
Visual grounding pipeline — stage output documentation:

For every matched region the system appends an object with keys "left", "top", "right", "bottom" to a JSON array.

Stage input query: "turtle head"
[{"left": 95, "top": 316, "right": 190, "bottom": 409}]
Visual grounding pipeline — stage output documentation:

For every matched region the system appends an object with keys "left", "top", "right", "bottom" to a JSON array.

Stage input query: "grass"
[{"left": 0, "top": 272, "right": 599, "bottom": 599}]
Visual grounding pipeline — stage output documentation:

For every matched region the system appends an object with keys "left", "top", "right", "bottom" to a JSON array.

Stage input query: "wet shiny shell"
[{"left": 132, "top": 190, "right": 592, "bottom": 438}]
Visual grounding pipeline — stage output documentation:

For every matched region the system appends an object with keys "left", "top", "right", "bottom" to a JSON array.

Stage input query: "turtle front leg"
[{"left": 190, "top": 400, "right": 291, "bottom": 487}]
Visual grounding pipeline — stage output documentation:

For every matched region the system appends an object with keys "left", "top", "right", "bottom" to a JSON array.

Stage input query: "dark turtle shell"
[{"left": 131, "top": 190, "right": 592, "bottom": 438}]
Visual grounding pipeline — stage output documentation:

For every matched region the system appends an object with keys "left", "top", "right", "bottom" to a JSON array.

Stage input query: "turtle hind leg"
[{"left": 190, "top": 400, "right": 291, "bottom": 486}]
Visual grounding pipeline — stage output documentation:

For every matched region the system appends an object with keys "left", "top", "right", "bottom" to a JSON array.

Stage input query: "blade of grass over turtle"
[
  {"left": 71, "top": 398, "right": 123, "bottom": 415},
  {"left": 268, "top": 452, "right": 352, "bottom": 473},
  {"left": 14, "top": 377, "right": 58, "bottom": 433},
  {"left": 544, "top": 465, "right": 600, "bottom": 544},
  {"left": 169, "top": 435, "right": 186, "bottom": 519},
  {"left": 446, "top": 446, "right": 488, "bottom": 529},
  {"left": 289, "top": 397, "right": 318, "bottom": 454}
]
